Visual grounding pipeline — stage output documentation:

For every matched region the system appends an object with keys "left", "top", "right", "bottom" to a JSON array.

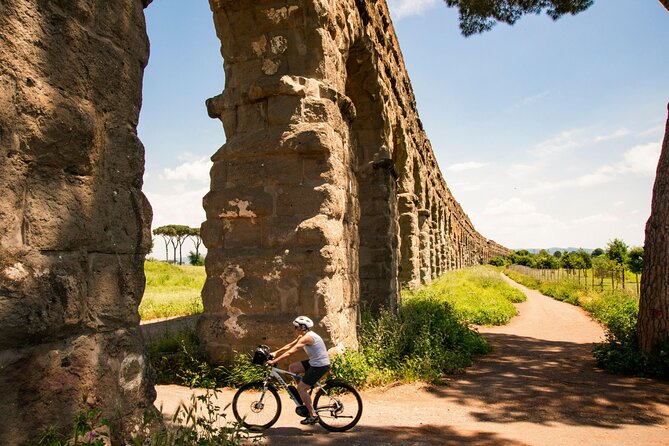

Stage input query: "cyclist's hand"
[{"left": 267, "top": 358, "right": 277, "bottom": 366}]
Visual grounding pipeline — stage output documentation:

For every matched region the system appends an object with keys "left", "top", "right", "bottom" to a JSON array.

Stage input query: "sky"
[{"left": 138, "top": 0, "right": 669, "bottom": 259}]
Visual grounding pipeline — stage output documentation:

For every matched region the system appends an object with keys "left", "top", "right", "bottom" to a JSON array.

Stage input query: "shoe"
[{"left": 300, "top": 415, "right": 319, "bottom": 425}]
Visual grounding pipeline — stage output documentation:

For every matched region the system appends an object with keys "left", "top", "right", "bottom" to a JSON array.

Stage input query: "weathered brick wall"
[
  {"left": 0, "top": 1, "right": 155, "bottom": 444},
  {"left": 201, "top": 0, "right": 510, "bottom": 361}
]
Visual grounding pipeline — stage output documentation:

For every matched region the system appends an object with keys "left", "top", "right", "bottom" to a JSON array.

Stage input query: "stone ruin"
[
  {"left": 199, "top": 0, "right": 510, "bottom": 361},
  {"left": 0, "top": 0, "right": 509, "bottom": 443}
]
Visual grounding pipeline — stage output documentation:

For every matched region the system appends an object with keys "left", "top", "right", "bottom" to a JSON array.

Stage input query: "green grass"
[
  {"left": 406, "top": 266, "right": 526, "bottom": 325},
  {"left": 140, "top": 260, "right": 205, "bottom": 320},
  {"left": 330, "top": 266, "right": 526, "bottom": 387}
]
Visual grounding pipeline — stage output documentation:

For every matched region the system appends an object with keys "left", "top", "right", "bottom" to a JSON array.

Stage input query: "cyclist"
[{"left": 267, "top": 316, "right": 331, "bottom": 425}]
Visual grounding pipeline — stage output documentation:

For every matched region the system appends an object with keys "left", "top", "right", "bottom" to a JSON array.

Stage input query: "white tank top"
[{"left": 303, "top": 331, "right": 330, "bottom": 367}]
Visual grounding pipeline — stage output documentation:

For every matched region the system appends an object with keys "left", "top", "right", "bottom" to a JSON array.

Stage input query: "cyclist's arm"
[
  {"left": 269, "top": 335, "right": 312, "bottom": 364},
  {"left": 271, "top": 337, "right": 300, "bottom": 357}
]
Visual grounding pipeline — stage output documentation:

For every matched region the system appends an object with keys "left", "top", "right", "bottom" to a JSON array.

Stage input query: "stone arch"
[
  {"left": 344, "top": 38, "right": 400, "bottom": 313},
  {"left": 0, "top": 1, "right": 513, "bottom": 443}
]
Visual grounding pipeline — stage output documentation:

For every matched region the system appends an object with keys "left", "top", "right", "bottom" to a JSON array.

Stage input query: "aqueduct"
[{"left": 0, "top": 0, "right": 508, "bottom": 443}]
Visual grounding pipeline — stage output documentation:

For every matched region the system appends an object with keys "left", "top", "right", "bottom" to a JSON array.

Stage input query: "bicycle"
[{"left": 231, "top": 345, "right": 363, "bottom": 432}]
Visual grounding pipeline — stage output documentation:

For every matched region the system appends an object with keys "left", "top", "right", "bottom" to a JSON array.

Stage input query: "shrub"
[
  {"left": 132, "top": 390, "right": 247, "bottom": 445},
  {"left": 147, "top": 328, "right": 267, "bottom": 388},
  {"left": 334, "top": 295, "right": 491, "bottom": 387},
  {"left": 489, "top": 256, "right": 506, "bottom": 266},
  {"left": 188, "top": 251, "right": 205, "bottom": 266},
  {"left": 540, "top": 279, "right": 580, "bottom": 305}
]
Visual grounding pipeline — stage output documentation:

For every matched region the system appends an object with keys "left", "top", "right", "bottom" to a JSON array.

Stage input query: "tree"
[
  {"left": 489, "top": 256, "right": 506, "bottom": 266},
  {"left": 607, "top": 238, "right": 629, "bottom": 290},
  {"left": 153, "top": 225, "right": 176, "bottom": 262},
  {"left": 171, "top": 225, "right": 191, "bottom": 265},
  {"left": 639, "top": 104, "right": 669, "bottom": 356},
  {"left": 536, "top": 250, "right": 558, "bottom": 269},
  {"left": 553, "top": 250, "right": 562, "bottom": 259},
  {"left": 627, "top": 247, "right": 644, "bottom": 295},
  {"left": 444, "top": 0, "right": 594, "bottom": 36},
  {"left": 188, "top": 226, "right": 203, "bottom": 258},
  {"left": 575, "top": 249, "right": 592, "bottom": 270},
  {"left": 592, "top": 255, "right": 614, "bottom": 291},
  {"left": 508, "top": 250, "right": 536, "bottom": 267},
  {"left": 444, "top": 0, "right": 669, "bottom": 36},
  {"left": 590, "top": 248, "right": 604, "bottom": 258}
]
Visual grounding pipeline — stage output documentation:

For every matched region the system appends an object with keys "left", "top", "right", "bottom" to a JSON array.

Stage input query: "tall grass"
[
  {"left": 409, "top": 266, "right": 526, "bottom": 325},
  {"left": 140, "top": 260, "right": 205, "bottom": 320},
  {"left": 331, "top": 266, "right": 526, "bottom": 387}
]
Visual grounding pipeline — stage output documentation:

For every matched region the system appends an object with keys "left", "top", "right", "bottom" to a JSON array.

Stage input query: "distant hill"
[{"left": 521, "top": 247, "right": 594, "bottom": 255}]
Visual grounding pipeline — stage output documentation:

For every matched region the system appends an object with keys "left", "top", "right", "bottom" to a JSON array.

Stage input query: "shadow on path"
[
  {"left": 258, "top": 424, "right": 530, "bottom": 446},
  {"left": 433, "top": 333, "right": 669, "bottom": 428}
]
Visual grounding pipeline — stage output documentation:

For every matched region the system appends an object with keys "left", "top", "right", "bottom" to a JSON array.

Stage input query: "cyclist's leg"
[
  {"left": 289, "top": 359, "right": 308, "bottom": 383},
  {"left": 299, "top": 365, "right": 330, "bottom": 420}
]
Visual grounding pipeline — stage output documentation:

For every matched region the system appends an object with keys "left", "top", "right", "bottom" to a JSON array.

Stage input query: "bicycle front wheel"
[
  {"left": 232, "top": 381, "right": 282, "bottom": 430},
  {"left": 313, "top": 380, "right": 363, "bottom": 432}
]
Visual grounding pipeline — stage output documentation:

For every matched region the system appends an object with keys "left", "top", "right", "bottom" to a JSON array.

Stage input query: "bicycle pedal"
[{"left": 295, "top": 405, "right": 309, "bottom": 417}]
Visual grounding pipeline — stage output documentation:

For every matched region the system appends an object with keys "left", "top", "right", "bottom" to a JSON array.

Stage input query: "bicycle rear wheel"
[
  {"left": 313, "top": 380, "right": 363, "bottom": 432},
  {"left": 232, "top": 381, "right": 282, "bottom": 430}
]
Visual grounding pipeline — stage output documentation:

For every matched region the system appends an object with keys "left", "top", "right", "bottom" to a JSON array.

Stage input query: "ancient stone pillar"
[
  {"left": 418, "top": 207, "right": 432, "bottom": 283},
  {"left": 0, "top": 1, "right": 155, "bottom": 444},
  {"left": 398, "top": 192, "right": 421, "bottom": 287},
  {"left": 200, "top": 0, "right": 360, "bottom": 361}
]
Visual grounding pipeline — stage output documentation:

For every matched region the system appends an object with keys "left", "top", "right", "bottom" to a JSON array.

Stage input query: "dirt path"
[{"left": 155, "top": 276, "right": 669, "bottom": 445}]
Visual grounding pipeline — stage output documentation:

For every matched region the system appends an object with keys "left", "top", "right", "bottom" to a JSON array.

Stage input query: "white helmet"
[{"left": 293, "top": 316, "right": 314, "bottom": 331}]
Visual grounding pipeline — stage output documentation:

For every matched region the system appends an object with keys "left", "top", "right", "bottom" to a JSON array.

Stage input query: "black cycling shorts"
[{"left": 300, "top": 359, "right": 330, "bottom": 386}]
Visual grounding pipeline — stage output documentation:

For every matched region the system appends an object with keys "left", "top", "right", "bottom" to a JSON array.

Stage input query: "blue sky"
[{"left": 139, "top": 0, "right": 669, "bottom": 257}]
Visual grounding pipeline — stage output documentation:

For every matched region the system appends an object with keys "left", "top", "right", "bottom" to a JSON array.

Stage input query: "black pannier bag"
[{"left": 252, "top": 344, "right": 272, "bottom": 365}]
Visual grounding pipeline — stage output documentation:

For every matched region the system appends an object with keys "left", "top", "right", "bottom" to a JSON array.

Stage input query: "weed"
[
  {"left": 27, "top": 398, "right": 110, "bottom": 446},
  {"left": 132, "top": 390, "right": 250, "bottom": 446}
]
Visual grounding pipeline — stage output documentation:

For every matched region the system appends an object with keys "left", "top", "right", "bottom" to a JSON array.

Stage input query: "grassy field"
[
  {"left": 140, "top": 260, "right": 205, "bottom": 320},
  {"left": 509, "top": 265, "right": 642, "bottom": 296},
  {"left": 405, "top": 266, "right": 526, "bottom": 325}
]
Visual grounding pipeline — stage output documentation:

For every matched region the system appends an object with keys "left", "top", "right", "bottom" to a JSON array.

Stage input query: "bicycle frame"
[{"left": 263, "top": 365, "right": 325, "bottom": 407}]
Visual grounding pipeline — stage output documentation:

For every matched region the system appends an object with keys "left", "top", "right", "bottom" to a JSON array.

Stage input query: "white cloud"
[
  {"left": 619, "top": 142, "right": 660, "bottom": 175},
  {"left": 506, "top": 91, "right": 550, "bottom": 112},
  {"left": 387, "top": 0, "right": 439, "bottom": 19},
  {"left": 572, "top": 213, "right": 618, "bottom": 224},
  {"left": 571, "top": 142, "right": 660, "bottom": 188},
  {"left": 145, "top": 186, "right": 208, "bottom": 229},
  {"left": 507, "top": 162, "right": 541, "bottom": 179},
  {"left": 638, "top": 122, "right": 665, "bottom": 138},
  {"left": 162, "top": 157, "right": 212, "bottom": 183},
  {"left": 576, "top": 165, "right": 615, "bottom": 187},
  {"left": 531, "top": 129, "right": 586, "bottom": 157},
  {"left": 472, "top": 197, "right": 568, "bottom": 248},
  {"left": 446, "top": 161, "right": 487, "bottom": 172},
  {"left": 594, "top": 128, "right": 630, "bottom": 142}
]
